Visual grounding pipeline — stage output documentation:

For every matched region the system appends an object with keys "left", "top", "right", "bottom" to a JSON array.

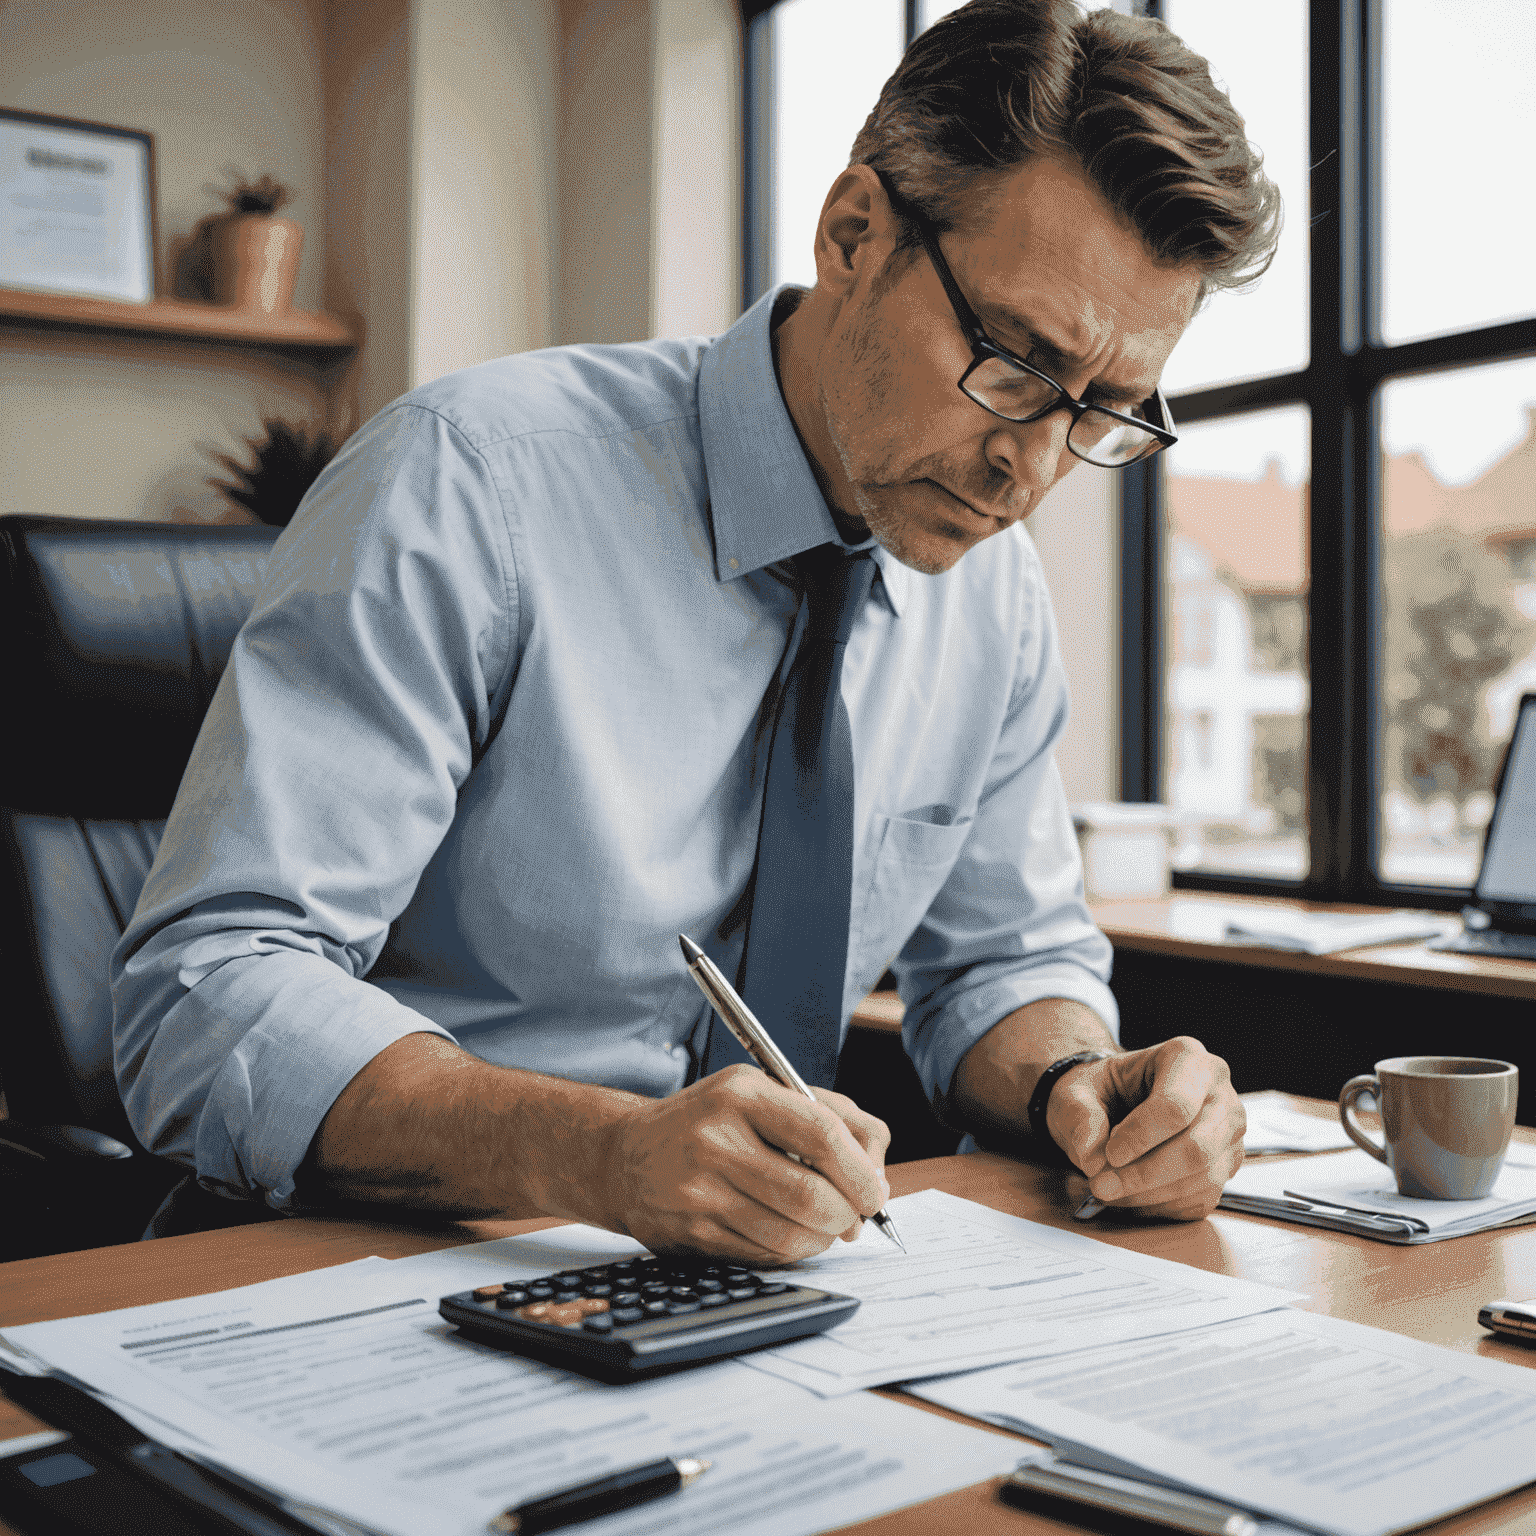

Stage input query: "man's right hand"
[{"left": 602, "top": 1064, "right": 891, "bottom": 1264}]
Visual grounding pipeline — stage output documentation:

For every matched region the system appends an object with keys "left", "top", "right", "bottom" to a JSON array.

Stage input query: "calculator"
[{"left": 439, "top": 1254, "right": 858, "bottom": 1379}]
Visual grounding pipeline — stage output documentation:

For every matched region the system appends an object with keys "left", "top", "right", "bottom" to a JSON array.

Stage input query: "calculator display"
[{"left": 439, "top": 1255, "right": 858, "bottom": 1378}]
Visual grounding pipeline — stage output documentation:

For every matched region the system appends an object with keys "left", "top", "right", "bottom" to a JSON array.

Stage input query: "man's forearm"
[
  {"left": 298, "top": 1032, "right": 646, "bottom": 1225},
  {"left": 947, "top": 996, "right": 1118, "bottom": 1144}
]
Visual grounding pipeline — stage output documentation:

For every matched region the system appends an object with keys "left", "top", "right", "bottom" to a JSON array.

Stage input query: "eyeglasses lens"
[
  {"left": 962, "top": 356, "right": 1059, "bottom": 419},
  {"left": 1069, "top": 412, "right": 1159, "bottom": 467},
  {"left": 962, "top": 356, "right": 1159, "bottom": 467}
]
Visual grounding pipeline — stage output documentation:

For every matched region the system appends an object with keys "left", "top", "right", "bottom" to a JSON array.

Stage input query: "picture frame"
[{"left": 0, "top": 107, "right": 157, "bottom": 303}]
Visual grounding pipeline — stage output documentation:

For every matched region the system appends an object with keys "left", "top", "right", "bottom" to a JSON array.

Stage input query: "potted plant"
[
  {"left": 195, "top": 171, "right": 305, "bottom": 314},
  {"left": 206, "top": 417, "right": 340, "bottom": 527}
]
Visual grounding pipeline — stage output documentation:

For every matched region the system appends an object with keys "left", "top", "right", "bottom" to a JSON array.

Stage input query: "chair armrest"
[{"left": 0, "top": 1121, "right": 135, "bottom": 1162}]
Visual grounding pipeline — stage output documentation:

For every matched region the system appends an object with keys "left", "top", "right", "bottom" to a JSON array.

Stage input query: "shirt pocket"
[{"left": 849, "top": 811, "right": 973, "bottom": 1001}]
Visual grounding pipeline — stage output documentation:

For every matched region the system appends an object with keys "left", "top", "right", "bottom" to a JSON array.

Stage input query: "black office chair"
[{"left": 1, "top": 513, "right": 283, "bottom": 1261}]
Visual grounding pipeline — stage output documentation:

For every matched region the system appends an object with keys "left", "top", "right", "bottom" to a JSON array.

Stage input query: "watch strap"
[{"left": 1026, "top": 1051, "right": 1110, "bottom": 1166}]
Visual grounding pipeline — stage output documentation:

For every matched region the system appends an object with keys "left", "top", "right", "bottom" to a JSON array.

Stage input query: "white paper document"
[
  {"left": 1, "top": 1252, "right": 1020, "bottom": 1536},
  {"left": 736, "top": 1188, "right": 1302, "bottom": 1396},
  {"left": 1240, "top": 1091, "right": 1354, "bottom": 1154},
  {"left": 1226, "top": 1145, "right": 1536, "bottom": 1237},
  {"left": 909, "top": 1308, "right": 1536, "bottom": 1536}
]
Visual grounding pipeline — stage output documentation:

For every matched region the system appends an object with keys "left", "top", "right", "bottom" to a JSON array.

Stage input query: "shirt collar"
[{"left": 699, "top": 284, "right": 911, "bottom": 618}]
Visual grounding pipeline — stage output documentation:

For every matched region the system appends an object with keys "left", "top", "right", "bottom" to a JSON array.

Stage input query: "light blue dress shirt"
[{"left": 111, "top": 285, "right": 1117, "bottom": 1210}]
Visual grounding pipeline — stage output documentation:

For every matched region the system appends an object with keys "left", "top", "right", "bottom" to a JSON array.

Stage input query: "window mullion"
[
  {"left": 1349, "top": 0, "right": 1386, "bottom": 899},
  {"left": 1305, "top": 0, "right": 1357, "bottom": 896}
]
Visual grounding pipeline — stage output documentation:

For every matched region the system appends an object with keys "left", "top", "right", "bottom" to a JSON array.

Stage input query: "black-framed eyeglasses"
[{"left": 876, "top": 173, "right": 1178, "bottom": 469}]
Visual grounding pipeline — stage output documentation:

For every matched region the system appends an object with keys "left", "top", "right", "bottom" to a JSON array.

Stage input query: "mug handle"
[{"left": 1339, "top": 1074, "right": 1388, "bottom": 1163}]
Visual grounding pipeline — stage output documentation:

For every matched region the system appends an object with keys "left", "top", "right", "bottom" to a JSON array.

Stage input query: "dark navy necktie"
[{"left": 704, "top": 544, "right": 877, "bottom": 1086}]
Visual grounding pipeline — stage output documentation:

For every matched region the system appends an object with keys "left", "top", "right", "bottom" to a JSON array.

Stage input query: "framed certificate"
[{"left": 0, "top": 108, "right": 157, "bottom": 303}]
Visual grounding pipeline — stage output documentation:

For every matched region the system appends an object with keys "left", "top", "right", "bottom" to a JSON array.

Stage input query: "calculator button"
[
  {"left": 727, "top": 1287, "right": 758, "bottom": 1300},
  {"left": 669, "top": 1287, "right": 697, "bottom": 1299},
  {"left": 500, "top": 1288, "right": 530, "bottom": 1305},
  {"left": 610, "top": 1307, "right": 645, "bottom": 1324},
  {"left": 546, "top": 1304, "right": 586, "bottom": 1328},
  {"left": 697, "top": 1279, "right": 724, "bottom": 1292},
  {"left": 664, "top": 1301, "right": 701, "bottom": 1315},
  {"left": 641, "top": 1282, "right": 671, "bottom": 1296},
  {"left": 699, "top": 1293, "right": 730, "bottom": 1308},
  {"left": 472, "top": 1284, "right": 504, "bottom": 1301},
  {"left": 642, "top": 1301, "right": 669, "bottom": 1316},
  {"left": 583, "top": 1283, "right": 612, "bottom": 1297},
  {"left": 517, "top": 1302, "right": 553, "bottom": 1320},
  {"left": 574, "top": 1298, "right": 609, "bottom": 1315},
  {"left": 582, "top": 1313, "right": 616, "bottom": 1333},
  {"left": 757, "top": 1282, "right": 789, "bottom": 1295},
  {"left": 553, "top": 1292, "right": 582, "bottom": 1305},
  {"left": 613, "top": 1291, "right": 641, "bottom": 1306},
  {"left": 526, "top": 1284, "right": 554, "bottom": 1299}
]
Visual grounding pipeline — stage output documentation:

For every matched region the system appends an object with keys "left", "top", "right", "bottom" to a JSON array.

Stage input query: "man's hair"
[{"left": 850, "top": 0, "right": 1282, "bottom": 295}]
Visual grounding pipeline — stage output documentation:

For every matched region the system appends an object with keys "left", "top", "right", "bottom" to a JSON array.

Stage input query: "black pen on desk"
[
  {"left": 489, "top": 1456, "right": 710, "bottom": 1535},
  {"left": 678, "top": 933, "right": 907, "bottom": 1253}
]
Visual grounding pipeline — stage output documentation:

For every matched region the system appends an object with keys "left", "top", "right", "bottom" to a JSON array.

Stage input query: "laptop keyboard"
[{"left": 1435, "top": 927, "right": 1536, "bottom": 961}]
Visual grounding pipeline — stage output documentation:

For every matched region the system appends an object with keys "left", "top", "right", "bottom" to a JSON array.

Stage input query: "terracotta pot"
[{"left": 210, "top": 214, "right": 304, "bottom": 314}]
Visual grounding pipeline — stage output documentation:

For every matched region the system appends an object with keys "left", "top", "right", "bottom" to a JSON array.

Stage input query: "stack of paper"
[
  {"left": 1222, "top": 906, "right": 1454, "bottom": 954},
  {"left": 1222, "top": 1145, "right": 1536, "bottom": 1241},
  {"left": 0, "top": 1251, "right": 1020, "bottom": 1536},
  {"left": 910, "top": 1309, "right": 1536, "bottom": 1536}
]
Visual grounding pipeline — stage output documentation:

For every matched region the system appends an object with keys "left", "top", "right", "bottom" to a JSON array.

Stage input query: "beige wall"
[
  {"left": 557, "top": 0, "right": 654, "bottom": 345},
  {"left": 651, "top": 0, "right": 740, "bottom": 339},
  {"left": 0, "top": 0, "right": 333, "bottom": 523},
  {"left": 325, "top": 0, "right": 414, "bottom": 427},
  {"left": 412, "top": 0, "right": 560, "bottom": 383},
  {"left": 1027, "top": 467, "right": 1121, "bottom": 803}
]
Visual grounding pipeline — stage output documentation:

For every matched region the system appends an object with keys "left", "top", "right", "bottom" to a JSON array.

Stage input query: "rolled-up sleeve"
[
  {"left": 110, "top": 403, "right": 515, "bottom": 1208},
  {"left": 896, "top": 555, "right": 1117, "bottom": 1105}
]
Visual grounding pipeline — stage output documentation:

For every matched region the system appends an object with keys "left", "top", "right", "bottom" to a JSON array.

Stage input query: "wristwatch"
[{"left": 1026, "top": 1050, "right": 1110, "bottom": 1166}]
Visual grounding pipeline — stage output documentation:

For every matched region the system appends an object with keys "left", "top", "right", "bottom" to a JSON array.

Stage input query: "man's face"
[{"left": 812, "top": 156, "right": 1202, "bottom": 575}]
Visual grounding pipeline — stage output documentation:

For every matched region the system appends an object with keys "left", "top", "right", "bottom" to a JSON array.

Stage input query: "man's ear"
[{"left": 812, "top": 165, "right": 898, "bottom": 297}]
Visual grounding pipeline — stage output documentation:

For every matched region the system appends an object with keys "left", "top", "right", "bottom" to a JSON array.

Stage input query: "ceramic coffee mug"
[{"left": 1339, "top": 1056, "right": 1518, "bottom": 1199}]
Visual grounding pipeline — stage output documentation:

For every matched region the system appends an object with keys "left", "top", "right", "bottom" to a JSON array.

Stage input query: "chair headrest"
[{"left": 2, "top": 514, "right": 280, "bottom": 818}]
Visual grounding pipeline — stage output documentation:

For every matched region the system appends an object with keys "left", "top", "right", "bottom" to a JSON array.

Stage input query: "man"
[{"left": 112, "top": 0, "right": 1280, "bottom": 1261}]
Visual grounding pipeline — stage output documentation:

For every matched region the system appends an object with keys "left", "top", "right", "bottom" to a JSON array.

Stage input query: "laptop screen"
[{"left": 1477, "top": 692, "right": 1536, "bottom": 915}]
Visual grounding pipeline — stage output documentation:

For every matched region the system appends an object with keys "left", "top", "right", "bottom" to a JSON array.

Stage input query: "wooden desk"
[
  {"left": 5, "top": 1108, "right": 1536, "bottom": 1535},
  {"left": 1093, "top": 891, "right": 1536, "bottom": 1002}
]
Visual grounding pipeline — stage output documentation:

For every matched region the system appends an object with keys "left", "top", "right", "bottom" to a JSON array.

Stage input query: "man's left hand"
[{"left": 1049, "top": 1038, "right": 1245, "bottom": 1219}]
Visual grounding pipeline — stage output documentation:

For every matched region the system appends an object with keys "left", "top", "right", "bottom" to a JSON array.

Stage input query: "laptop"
[{"left": 1428, "top": 690, "right": 1536, "bottom": 960}]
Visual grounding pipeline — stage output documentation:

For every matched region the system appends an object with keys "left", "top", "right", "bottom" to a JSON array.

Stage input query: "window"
[
  {"left": 744, "top": 0, "right": 1536, "bottom": 905},
  {"left": 1126, "top": 0, "right": 1536, "bottom": 903}
]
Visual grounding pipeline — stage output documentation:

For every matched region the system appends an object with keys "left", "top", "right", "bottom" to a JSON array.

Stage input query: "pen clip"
[{"left": 1280, "top": 1190, "right": 1427, "bottom": 1233}]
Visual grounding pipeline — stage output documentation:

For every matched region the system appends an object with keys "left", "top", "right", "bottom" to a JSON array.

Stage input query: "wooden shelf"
[{"left": 0, "top": 286, "right": 358, "bottom": 351}]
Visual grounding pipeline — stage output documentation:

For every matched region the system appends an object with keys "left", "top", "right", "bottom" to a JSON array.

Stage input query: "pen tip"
[{"left": 678, "top": 934, "right": 704, "bottom": 963}]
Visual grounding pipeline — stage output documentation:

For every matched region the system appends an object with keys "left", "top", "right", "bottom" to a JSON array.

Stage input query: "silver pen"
[
  {"left": 679, "top": 933, "right": 906, "bottom": 1253},
  {"left": 1006, "top": 1452, "right": 1259, "bottom": 1536}
]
